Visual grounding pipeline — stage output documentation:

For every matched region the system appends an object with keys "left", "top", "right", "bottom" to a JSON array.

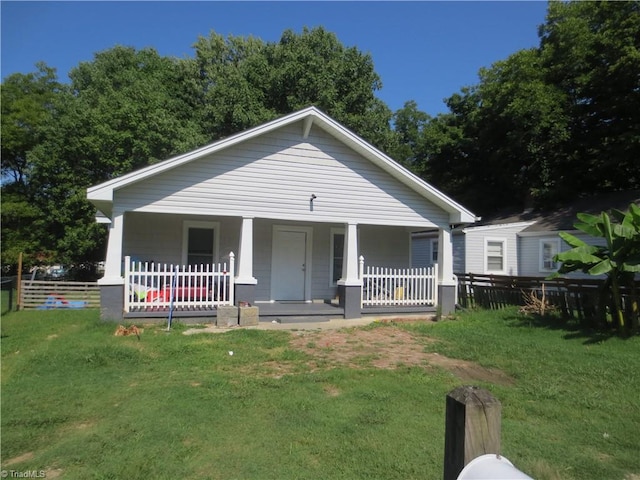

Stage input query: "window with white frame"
[
  {"left": 182, "top": 221, "right": 218, "bottom": 266},
  {"left": 539, "top": 238, "right": 561, "bottom": 272},
  {"left": 486, "top": 239, "right": 505, "bottom": 273},
  {"left": 430, "top": 239, "right": 439, "bottom": 265},
  {"left": 330, "top": 229, "right": 345, "bottom": 285}
]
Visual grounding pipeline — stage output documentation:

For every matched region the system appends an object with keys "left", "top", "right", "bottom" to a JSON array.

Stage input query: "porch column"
[
  {"left": 98, "top": 210, "right": 125, "bottom": 321},
  {"left": 438, "top": 226, "right": 456, "bottom": 316},
  {"left": 235, "top": 216, "right": 257, "bottom": 305},
  {"left": 337, "top": 222, "right": 361, "bottom": 319}
]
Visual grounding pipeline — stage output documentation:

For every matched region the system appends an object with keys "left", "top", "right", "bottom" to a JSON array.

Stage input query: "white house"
[
  {"left": 87, "top": 107, "right": 477, "bottom": 320},
  {"left": 412, "top": 191, "right": 640, "bottom": 279}
]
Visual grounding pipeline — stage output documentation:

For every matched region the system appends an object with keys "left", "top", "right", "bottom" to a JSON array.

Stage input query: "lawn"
[{"left": 1, "top": 308, "right": 638, "bottom": 479}]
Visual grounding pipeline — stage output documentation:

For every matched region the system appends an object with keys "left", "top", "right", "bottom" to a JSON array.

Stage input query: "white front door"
[{"left": 271, "top": 227, "right": 311, "bottom": 301}]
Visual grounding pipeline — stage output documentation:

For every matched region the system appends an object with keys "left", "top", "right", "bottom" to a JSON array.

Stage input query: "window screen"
[
  {"left": 187, "top": 227, "right": 214, "bottom": 266},
  {"left": 332, "top": 233, "right": 345, "bottom": 284}
]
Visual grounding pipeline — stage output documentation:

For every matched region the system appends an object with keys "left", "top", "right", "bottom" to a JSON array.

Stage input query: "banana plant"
[{"left": 552, "top": 203, "right": 640, "bottom": 331}]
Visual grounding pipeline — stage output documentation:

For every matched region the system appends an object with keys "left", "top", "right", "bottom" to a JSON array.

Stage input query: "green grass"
[{"left": 1, "top": 308, "right": 638, "bottom": 479}]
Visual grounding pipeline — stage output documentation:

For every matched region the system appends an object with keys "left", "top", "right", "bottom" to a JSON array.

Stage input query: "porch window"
[
  {"left": 330, "top": 230, "right": 345, "bottom": 285},
  {"left": 539, "top": 238, "right": 560, "bottom": 272},
  {"left": 486, "top": 239, "right": 505, "bottom": 273},
  {"left": 182, "top": 221, "right": 219, "bottom": 266},
  {"left": 430, "top": 239, "right": 439, "bottom": 265}
]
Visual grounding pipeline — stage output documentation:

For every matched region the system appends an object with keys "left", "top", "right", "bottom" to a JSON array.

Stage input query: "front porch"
[
  {"left": 119, "top": 251, "right": 440, "bottom": 323},
  {"left": 98, "top": 215, "right": 457, "bottom": 321}
]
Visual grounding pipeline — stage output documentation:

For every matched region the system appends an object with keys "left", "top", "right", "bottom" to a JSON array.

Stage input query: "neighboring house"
[
  {"left": 412, "top": 191, "right": 640, "bottom": 278},
  {"left": 87, "top": 107, "right": 477, "bottom": 320}
]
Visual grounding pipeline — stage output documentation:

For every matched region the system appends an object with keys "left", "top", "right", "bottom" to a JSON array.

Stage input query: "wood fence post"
[
  {"left": 443, "top": 385, "right": 501, "bottom": 480},
  {"left": 16, "top": 252, "right": 23, "bottom": 311}
]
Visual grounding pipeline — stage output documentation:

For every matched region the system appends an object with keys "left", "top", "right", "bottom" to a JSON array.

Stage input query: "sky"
[{"left": 1, "top": 1, "right": 549, "bottom": 115}]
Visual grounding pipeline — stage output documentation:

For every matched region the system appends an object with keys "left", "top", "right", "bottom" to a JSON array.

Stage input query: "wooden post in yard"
[
  {"left": 16, "top": 252, "right": 23, "bottom": 311},
  {"left": 443, "top": 385, "right": 501, "bottom": 480}
]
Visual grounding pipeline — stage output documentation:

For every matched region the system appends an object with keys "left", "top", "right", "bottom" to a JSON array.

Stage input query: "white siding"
[
  {"left": 115, "top": 124, "right": 448, "bottom": 228},
  {"left": 122, "top": 213, "right": 239, "bottom": 266},
  {"left": 519, "top": 233, "right": 607, "bottom": 278},
  {"left": 463, "top": 223, "right": 532, "bottom": 275}
]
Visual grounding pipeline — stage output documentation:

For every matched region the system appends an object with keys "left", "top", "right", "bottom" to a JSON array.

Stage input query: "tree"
[
  {"left": 23, "top": 47, "right": 208, "bottom": 266},
  {"left": 1, "top": 63, "right": 61, "bottom": 186},
  {"left": 1, "top": 64, "right": 63, "bottom": 269},
  {"left": 266, "top": 27, "right": 390, "bottom": 138},
  {"left": 553, "top": 203, "right": 640, "bottom": 333},
  {"left": 407, "top": 1, "right": 640, "bottom": 216},
  {"left": 191, "top": 32, "right": 274, "bottom": 140},
  {"left": 473, "top": 48, "right": 570, "bottom": 207},
  {"left": 539, "top": 1, "right": 640, "bottom": 198},
  {"left": 390, "top": 101, "right": 431, "bottom": 171},
  {"left": 191, "top": 27, "right": 395, "bottom": 151}
]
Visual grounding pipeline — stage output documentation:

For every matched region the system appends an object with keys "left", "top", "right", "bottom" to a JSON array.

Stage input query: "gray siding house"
[
  {"left": 88, "top": 107, "right": 477, "bottom": 320},
  {"left": 412, "top": 191, "right": 639, "bottom": 279}
]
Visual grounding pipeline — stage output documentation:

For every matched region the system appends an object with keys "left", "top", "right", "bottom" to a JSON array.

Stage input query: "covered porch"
[{"left": 100, "top": 212, "right": 455, "bottom": 321}]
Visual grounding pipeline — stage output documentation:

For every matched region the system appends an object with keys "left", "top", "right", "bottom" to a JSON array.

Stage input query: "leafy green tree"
[
  {"left": 191, "top": 27, "right": 395, "bottom": 150},
  {"left": 191, "top": 32, "right": 273, "bottom": 140},
  {"left": 0, "top": 187, "right": 50, "bottom": 270},
  {"left": 1, "top": 63, "right": 61, "bottom": 186},
  {"left": 474, "top": 49, "right": 570, "bottom": 207},
  {"left": 553, "top": 203, "right": 640, "bottom": 332},
  {"left": 408, "top": 1, "right": 639, "bottom": 215},
  {"left": 24, "top": 47, "right": 208, "bottom": 266},
  {"left": 540, "top": 1, "right": 640, "bottom": 198},
  {"left": 1, "top": 64, "right": 63, "bottom": 269},
  {"left": 266, "top": 26, "right": 392, "bottom": 145},
  {"left": 390, "top": 100, "right": 431, "bottom": 171}
]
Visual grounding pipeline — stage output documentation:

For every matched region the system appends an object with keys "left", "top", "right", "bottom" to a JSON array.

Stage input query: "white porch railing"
[
  {"left": 124, "top": 254, "right": 234, "bottom": 312},
  {"left": 360, "top": 256, "right": 438, "bottom": 307}
]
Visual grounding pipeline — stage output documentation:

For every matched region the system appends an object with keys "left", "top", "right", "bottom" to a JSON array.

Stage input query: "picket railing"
[
  {"left": 359, "top": 256, "right": 438, "bottom": 307},
  {"left": 124, "top": 254, "right": 234, "bottom": 312}
]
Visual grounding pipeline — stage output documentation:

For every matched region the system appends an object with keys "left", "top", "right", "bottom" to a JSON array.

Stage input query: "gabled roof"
[{"left": 87, "top": 106, "right": 477, "bottom": 224}]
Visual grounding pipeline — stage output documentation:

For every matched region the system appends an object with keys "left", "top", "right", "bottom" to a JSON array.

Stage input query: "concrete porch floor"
[
  {"left": 123, "top": 301, "right": 436, "bottom": 324},
  {"left": 255, "top": 301, "right": 343, "bottom": 322}
]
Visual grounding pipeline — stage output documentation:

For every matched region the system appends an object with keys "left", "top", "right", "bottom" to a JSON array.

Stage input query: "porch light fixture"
[{"left": 310, "top": 194, "right": 317, "bottom": 201}]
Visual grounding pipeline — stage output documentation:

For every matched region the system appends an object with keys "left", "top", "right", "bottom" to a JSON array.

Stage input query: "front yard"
[{"left": 1, "top": 308, "right": 638, "bottom": 479}]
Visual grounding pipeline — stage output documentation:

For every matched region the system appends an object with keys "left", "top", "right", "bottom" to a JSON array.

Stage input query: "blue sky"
[{"left": 1, "top": 1, "right": 549, "bottom": 115}]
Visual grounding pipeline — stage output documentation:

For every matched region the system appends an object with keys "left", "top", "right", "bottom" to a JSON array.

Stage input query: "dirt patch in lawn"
[
  {"left": 3, "top": 451, "right": 34, "bottom": 467},
  {"left": 287, "top": 325, "right": 515, "bottom": 386}
]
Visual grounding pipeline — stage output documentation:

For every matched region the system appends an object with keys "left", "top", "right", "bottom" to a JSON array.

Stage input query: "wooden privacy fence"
[
  {"left": 456, "top": 273, "right": 638, "bottom": 324},
  {"left": 20, "top": 280, "right": 100, "bottom": 309}
]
